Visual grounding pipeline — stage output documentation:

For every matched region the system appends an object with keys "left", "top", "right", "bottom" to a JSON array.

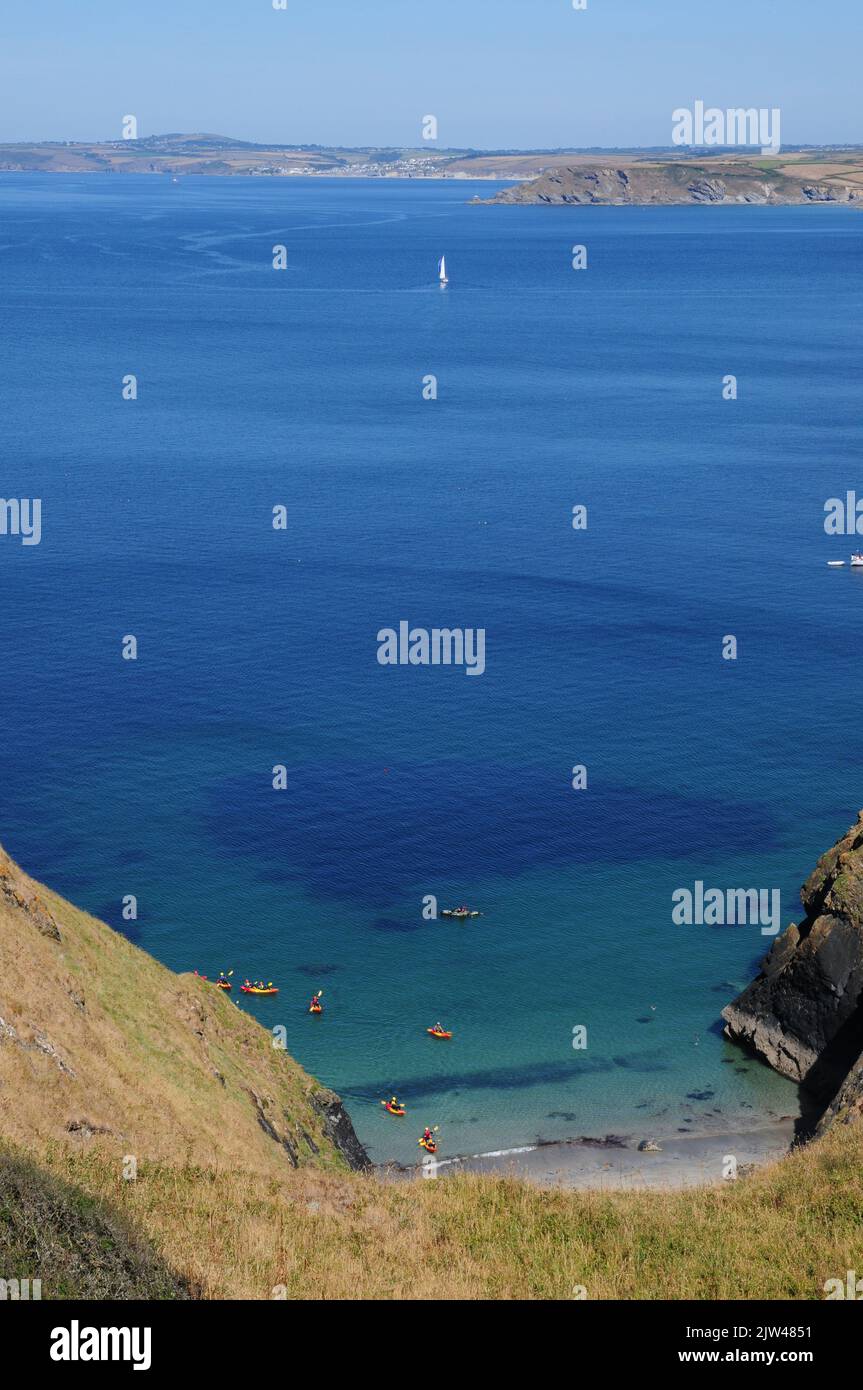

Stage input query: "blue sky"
[{"left": 0, "top": 0, "right": 860, "bottom": 147}]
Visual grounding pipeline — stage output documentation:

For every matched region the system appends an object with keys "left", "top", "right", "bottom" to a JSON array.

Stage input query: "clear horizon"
[{"left": 0, "top": 0, "right": 860, "bottom": 149}]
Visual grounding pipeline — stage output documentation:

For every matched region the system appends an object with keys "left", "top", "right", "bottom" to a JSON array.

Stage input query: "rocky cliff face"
[
  {"left": 723, "top": 813, "right": 863, "bottom": 1120},
  {"left": 480, "top": 162, "right": 862, "bottom": 208},
  {"left": 310, "top": 1087, "right": 373, "bottom": 1172},
  {"left": 0, "top": 846, "right": 62, "bottom": 941}
]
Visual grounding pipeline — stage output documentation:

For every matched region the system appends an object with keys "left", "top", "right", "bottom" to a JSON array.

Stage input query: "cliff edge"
[
  {"left": 479, "top": 161, "right": 862, "bottom": 207},
  {"left": 0, "top": 842, "right": 369, "bottom": 1176},
  {"left": 723, "top": 812, "right": 863, "bottom": 1122}
]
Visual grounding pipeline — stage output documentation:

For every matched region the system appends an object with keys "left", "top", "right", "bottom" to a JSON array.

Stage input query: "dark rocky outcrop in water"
[{"left": 723, "top": 812, "right": 863, "bottom": 1128}]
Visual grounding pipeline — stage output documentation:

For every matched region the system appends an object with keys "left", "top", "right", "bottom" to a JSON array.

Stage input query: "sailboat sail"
[{"left": 439, "top": 256, "right": 448, "bottom": 283}]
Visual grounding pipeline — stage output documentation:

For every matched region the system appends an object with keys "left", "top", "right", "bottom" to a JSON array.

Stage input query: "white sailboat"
[{"left": 438, "top": 255, "right": 449, "bottom": 287}]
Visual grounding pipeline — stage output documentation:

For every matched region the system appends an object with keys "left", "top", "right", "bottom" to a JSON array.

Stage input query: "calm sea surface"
[{"left": 1, "top": 174, "right": 861, "bottom": 1162}]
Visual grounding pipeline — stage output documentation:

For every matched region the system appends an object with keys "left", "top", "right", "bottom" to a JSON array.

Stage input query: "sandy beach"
[{"left": 386, "top": 1120, "right": 797, "bottom": 1191}]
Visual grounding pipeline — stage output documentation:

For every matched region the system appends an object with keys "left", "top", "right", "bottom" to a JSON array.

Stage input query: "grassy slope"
[
  {"left": 0, "top": 844, "right": 349, "bottom": 1177},
  {"left": 2, "top": 844, "right": 861, "bottom": 1300},
  {"left": 12, "top": 1122, "right": 863, "bottom": 1300},
  {"left": 0, "top": 1149, "right": 191, "bottom": 1299}
]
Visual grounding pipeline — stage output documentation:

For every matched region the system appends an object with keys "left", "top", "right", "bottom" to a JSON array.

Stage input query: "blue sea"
[{"left": 1, "top": 174, "right": 861, "bottom": 1164}]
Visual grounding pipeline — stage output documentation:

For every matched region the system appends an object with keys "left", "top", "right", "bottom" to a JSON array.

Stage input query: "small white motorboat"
[
  {"left": 828, "top": 560, "right": 846, "bottom": 567},
  {"left": 852, "top": 554, "right": 863, "bottom": 567}
]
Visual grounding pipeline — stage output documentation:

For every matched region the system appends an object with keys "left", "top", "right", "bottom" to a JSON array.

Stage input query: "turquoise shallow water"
[{"left": 1, "top": 174, "right": 861, "bottom": 1163}]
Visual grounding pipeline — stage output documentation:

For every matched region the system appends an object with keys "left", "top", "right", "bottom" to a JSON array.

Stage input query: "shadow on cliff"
[
  {"left": 797, "top": 1006, "right": 863, "bottom": 1139},
  {"left": 726, "top": 1005, "right": 863, "bottom": 1143}
]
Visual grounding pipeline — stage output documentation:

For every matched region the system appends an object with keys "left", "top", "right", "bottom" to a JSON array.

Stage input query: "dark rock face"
[
  {"left": 309, "top": 1086, "right": 372, "bottom": 1172},
  {"left": 815, "top": 1049, "right": 863, "bottom": 1136},
  {"left": 722, "top": 812, "right": 863, "bottom": 1099},
  {"left": 687, "top": 178, "right": 727, "bottom": 203},
  {"left": 534, "top": 166, "right": 636, "bottom": 205},
  {"left": 802, "top": 184, "right": 840, "bottom": 202}
]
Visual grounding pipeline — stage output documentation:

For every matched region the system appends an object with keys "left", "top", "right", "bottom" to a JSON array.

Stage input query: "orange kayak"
[
  {"left": 309, "top": 1003, "right": 323, "bottom": 1014},
  {"left": 382, "top": 1101, "right": 406, "bottom": 1116},
  {"left": 241, "top": 986, "right": 279, "bottom": 996},
  {"left": 419, "top": 1138, "right": 437, "bottom": 1153},
  {"left": 426, "top": 1028, "right": 452, "bottom": 1039},
  {"left": 216, "top": 981, "right": 232, "bottom": 992}
]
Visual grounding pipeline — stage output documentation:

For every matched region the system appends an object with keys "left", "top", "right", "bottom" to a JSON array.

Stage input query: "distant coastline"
[
  {"left": 4, "top": 134, "right": 863, "bottom": 202},
  {"left": 476, "top": 159, "right": 863, "bottom": 207}
]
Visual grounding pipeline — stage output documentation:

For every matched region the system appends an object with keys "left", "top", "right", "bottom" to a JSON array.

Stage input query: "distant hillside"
[
  {"left": 479, "top": 158, "right": 863, "bottom": 206},
  {"left": 0, "top": 134, "right": 588, "bottom": 180},
  {"left": 5, "top": 137, "right": 863, "bottom": 188}
]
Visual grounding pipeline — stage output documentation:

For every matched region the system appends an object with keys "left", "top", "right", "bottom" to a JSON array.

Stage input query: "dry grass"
[
  {"left": 0, "top": 1147, "right": 190, "bottom": 1300},
  {"left": 2, "top": 843, "right": 861, "bottom": 1301},
  {"left": 0, "top": 843, "right": 348, "bottom": 1177},
  {"left": 16, "top": 1118, "right": 859, "bottom": 1301}
]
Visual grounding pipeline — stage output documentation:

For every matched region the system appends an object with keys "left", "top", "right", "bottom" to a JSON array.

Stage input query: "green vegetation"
[
  {"left": 0, "top": 1148, "right": 190, "bottom": 1299},
  {"left": 3, "top": 1121, "right": 861, "bottom": 1300},
  {"left": 2, "top": 842, "right": 861, "bottom": 1300}
]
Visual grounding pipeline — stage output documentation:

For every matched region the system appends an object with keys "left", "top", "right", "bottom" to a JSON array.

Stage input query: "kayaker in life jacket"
[
  {"left": 422, "top": 1127, "right": 434, "bottom": 1144},
  {"left": 390, "top": 1096, "right": 401, "bottom": 1110},
  {"left": 311, "top": 993, "right": 321, "bottom": 1009}
]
